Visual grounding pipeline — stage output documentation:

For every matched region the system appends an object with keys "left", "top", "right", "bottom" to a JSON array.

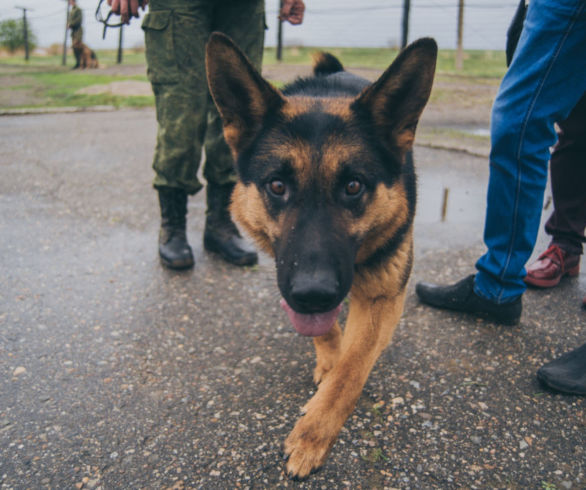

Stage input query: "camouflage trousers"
[
  {"left": 71, "top": 27, "right": 83, "bottom": 45},
  {"left": 142, "top": 0, "right": 265, "bottom": 194}
]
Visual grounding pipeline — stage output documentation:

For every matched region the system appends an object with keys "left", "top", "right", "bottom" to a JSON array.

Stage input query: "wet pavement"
[{"left": 1, "top": 109, "right": 584, "bottom": 489}]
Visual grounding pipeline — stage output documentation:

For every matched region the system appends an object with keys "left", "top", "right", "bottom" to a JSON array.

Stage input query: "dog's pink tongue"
[{"left": 280, "top": 299, "right": 341, "bottom": 337}]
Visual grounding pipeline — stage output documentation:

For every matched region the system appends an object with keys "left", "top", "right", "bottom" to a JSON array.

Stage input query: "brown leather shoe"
[{"left": 525, "top": 244, "right": 580, "bottom": 288}]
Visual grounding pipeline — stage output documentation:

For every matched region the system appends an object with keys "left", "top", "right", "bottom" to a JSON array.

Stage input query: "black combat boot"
[
  {"left": 157, "top": 187, "right": 194, "bottom": 270},
  {"left": 203, "top": 183, "right": 258, "bottom": 266}
]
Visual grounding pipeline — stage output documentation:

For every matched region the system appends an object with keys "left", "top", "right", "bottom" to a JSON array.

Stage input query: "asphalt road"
[{"left": 1, "top": 109, "right": 584, "bottom": 489}]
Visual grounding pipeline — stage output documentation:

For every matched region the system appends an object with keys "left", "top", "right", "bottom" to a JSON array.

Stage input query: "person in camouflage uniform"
[
  {"left": 107, "top": 0, "right": 305, "bottom": 269},
  {"left": 68, "top": 0, "right": 83, "bottom": 69},
  {"left": 143, "top": 0, "right": 266, "bottom": 269}
]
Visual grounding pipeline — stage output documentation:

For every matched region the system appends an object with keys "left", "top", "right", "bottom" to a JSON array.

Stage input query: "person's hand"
[
  {"left": 107, "top": 0, "right": 149, "bottom": 25},
  {"left": 279, "top": 0, "right": 305, "bottom": 25}
]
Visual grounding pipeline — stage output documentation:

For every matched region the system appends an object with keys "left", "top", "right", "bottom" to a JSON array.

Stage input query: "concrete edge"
[
  {"left": 0, "top": 105, "right": 151, "bottom": 116},
  {"left": 0, "top": 105, "right": 118, "bottom": 116},
  {"left": 0, "top": 105, "right": 490, "bottom": 158}
]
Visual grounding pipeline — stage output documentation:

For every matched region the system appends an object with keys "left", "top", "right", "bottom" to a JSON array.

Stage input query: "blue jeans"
[{"left": 474, "top": 0, "right": 586, "bottom": 304}]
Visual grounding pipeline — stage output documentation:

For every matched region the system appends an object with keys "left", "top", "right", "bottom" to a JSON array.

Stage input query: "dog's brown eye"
[
  {"left": 345, "top": 180, "right": 362, "bottom": 196},
  {"left": 268, "top": 179, "right": 286, "bottom": 196}
]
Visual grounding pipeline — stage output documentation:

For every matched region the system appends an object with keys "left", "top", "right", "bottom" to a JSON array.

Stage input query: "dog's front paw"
[{"left": 283, "top": 414, "right": 336, "bottom": 479}]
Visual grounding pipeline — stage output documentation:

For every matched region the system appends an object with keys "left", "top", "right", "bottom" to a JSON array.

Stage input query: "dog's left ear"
[
  {"left": 206, "top": 32, "right": 285, "bottom": 156},
  {"left": 352, "top": 38, "right": 437, "bottom": 154}
]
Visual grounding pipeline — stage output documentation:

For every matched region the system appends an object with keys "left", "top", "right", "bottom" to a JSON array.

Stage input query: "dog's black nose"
[{"left": 289, "top": 271, "right": 340, "bottom": 313}]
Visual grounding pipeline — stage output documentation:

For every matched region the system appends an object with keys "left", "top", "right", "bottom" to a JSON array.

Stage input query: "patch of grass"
[
  {"left": 35, "top": 70, "right": 147, "bottom": 90},
  {"left": 264, "top": 46, "right": 507, "bottom": 78},
  {"left": 45, "top": 93, "right": 153, "bottom": 109},
  {"left": 0, "top": 54, "right": 65, "bottom": 67},
  {"left": 372, "top": 401, "right": 385, "bottom": 418},
  {"left": 0, "top": 50, "right": 146, "bottom": 67},
  {"left": 436, "top": 49, "right": 507, "bottom": 78},
  {"left": 1, "top": 46, "right": 506, "bottom": 110},
  {"left": 91, "top": 49, "right": 146, "bottom": 66},
  {"left": 0, "top": 70, "right": 152, "bottom": 109},
  {"left": 0, "top": 54, "right": 150, "bottom": 109},
  {"left": 361, "top": 447, "right": 390, "bottom": 464}
]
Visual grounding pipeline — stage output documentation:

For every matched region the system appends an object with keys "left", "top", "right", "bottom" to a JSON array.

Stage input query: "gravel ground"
[{"left": 0, "top": 103, "right": 584, "bottom": 488}]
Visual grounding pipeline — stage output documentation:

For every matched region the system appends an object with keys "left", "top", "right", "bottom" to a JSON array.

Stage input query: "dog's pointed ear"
[
  {"left": 352, "top": 38, "right": 437, "bottom": 155},
  {"left": 206, "top": 32, "right": 285, "bottom": 156}
]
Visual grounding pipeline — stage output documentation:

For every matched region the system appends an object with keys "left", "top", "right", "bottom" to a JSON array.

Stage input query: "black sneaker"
[
  {"left": 415, "top": 274, "right": 522, "bottom": 326},
  {"left": 537, "top": 342, "right": 586, "bottom": 395}
]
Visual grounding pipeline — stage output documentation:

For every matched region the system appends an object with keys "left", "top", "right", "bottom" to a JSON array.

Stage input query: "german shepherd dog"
[
  {"left": 73, "top": 40, "right": 99, "bottom": 69},
  {"left": 206, "top": 33, "right": 437, "bottom": 478}
]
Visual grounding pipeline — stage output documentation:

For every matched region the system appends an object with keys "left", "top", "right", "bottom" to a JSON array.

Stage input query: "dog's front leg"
[
  {"left": 312, "top": 321, "right": 342, "bottom": 385},
  {"left": 284, "top": 290, "right": 406, "bottom": 479}
]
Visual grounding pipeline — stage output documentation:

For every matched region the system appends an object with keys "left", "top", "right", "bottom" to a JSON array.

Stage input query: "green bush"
[{"left": 0, "top": 18, "right": 37, "bottom": 53}]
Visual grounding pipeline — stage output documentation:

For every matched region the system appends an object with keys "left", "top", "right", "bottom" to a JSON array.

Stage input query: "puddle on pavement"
[{"left": 416, "top": 170, "right": 487, "bottom": 224}]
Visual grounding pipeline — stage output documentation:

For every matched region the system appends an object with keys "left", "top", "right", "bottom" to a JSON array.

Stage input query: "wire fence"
[{"left": 0, "top": 0, "right": 519, "bottom": 53}]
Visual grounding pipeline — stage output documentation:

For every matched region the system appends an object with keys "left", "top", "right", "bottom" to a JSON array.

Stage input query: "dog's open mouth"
[{"left": 280, "top": 299, "right": 341, "bottom": 337}]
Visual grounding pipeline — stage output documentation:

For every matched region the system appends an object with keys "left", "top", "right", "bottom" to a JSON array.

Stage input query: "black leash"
[{"left": 95, "top": 0, "right": 125, "bottom": 39}]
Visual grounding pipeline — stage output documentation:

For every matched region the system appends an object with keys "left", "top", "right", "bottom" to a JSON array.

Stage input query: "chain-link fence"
[{"left": 0, "top": 0, "right": 519, "bottom": 54}]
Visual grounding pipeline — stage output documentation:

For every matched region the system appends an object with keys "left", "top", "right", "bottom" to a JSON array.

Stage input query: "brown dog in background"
[
  {"left": 73, "top": 40, "right": 98, "bottom": 69},
  {"left": 206, "top": 33, "right": 437, "bottom": 479}
]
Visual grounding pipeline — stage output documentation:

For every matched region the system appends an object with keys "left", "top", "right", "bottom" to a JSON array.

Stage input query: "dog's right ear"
[{"left": 206, "top": 32, "right": 285, "bottom": 156}]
